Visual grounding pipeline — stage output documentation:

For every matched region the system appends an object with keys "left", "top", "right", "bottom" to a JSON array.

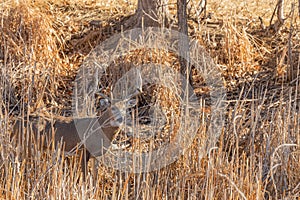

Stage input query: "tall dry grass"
[{"left": 0, "top": 0, "right": 299, "bottom": 199}]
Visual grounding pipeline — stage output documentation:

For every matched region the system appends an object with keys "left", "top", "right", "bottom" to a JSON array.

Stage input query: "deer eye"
[{"left": 126, "top": 99, "right": 138, "bottom": 108}]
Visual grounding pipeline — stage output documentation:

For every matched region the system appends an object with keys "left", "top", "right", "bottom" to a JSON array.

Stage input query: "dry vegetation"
[{"left": 0, "top": 0, "right": 300, "bottom": 199}]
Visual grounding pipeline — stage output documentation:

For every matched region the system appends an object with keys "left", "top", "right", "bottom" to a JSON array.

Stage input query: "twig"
[
  {"left": 287, "top": 3, "right": 295, "bottom": 82},
  {"left": 298, "top": 0, "right": 300, "bottom": 16},
  {"left": 218, "top": 172, "right": 247, "bottom": 200},
  {"left": 269, "top": 0, "right": 285, "bottom": 27},
  {"left": 277, "top": 0, "right": 285, "bottom": 24}
]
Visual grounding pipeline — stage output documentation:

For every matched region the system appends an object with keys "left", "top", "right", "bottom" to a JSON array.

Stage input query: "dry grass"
[{"left": 0, "top": 0, "right": 300, "bottom": 199}]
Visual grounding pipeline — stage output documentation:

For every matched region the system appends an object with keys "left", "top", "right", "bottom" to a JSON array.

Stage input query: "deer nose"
[{"left": 110, "top": 106, "right": 123, "bottom": 127}]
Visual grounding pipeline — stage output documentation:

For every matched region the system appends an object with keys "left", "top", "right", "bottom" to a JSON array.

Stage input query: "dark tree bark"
[
  {"left": 177, "top": 0, "right": 193, "bottom": 87},
  {"left": 137, "top": 0, "right": 160, "bottom": 25},
  {"left": 126, "top": 0, "right": 169, "bottom": 27}
]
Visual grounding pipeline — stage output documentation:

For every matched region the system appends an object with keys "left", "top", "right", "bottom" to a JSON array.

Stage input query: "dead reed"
[{"left": 0, "top": 0, "right": 299, "bottom": 199}]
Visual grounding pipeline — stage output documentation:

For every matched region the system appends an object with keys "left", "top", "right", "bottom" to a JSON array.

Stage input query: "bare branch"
[{"left": 277, "top": 0, "right": 285, "bottom": 24}]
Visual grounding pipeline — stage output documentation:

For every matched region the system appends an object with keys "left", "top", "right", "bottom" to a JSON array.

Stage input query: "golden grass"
[{"left": 1, "top": 0, "right": 300, "bottom": 199}]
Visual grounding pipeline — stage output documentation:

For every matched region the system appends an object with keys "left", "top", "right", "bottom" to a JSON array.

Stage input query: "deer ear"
[{"left": 112, "top": 67, "right": 142, "bottom": 101}]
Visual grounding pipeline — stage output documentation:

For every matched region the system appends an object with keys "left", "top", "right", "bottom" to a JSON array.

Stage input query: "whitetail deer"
[
  {"left": 11, "top": 103, "right": 122, "bottom": 180},
  {"left": 12, "top": 68, "right": 142, "bottom": 180}
]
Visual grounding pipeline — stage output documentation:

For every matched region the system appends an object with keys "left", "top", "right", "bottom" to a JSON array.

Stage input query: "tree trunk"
[
  {"left": 177, "top": 0, "right": 193, "bottom": 87},
  {"left": 126, "top": 0, "right": 169, "bottom": 28}
]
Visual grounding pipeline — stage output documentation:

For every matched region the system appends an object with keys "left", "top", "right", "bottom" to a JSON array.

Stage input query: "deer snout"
[{"left": 80, "top": 106, "right": 122, "bottom": 157}]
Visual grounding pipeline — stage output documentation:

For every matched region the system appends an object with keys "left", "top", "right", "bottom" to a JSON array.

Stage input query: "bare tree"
[{"left": 126, "top": 0, "right": 192, "bottom": 85}]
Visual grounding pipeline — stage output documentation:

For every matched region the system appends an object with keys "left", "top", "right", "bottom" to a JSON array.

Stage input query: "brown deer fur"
[{"left": 12, "top": 107, "right": 121, "bottom": 180}]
